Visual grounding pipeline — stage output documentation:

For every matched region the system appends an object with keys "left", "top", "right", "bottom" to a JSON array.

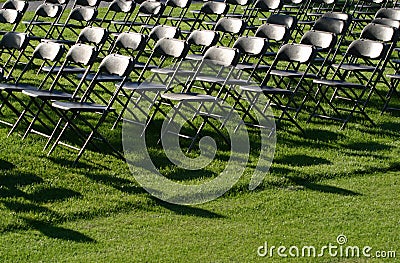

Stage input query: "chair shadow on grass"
[
  {"left": 152, "top": 198, "right": 225, "bottom": 218},
  {"left": 287, "top": 176, "right": 362, "bottom": 196},
  {"left": 275, "top": 154, "right": 332, "bottom": 167},
  {"left": 22, "top": 217, "right": 95, "bottom": 243}
]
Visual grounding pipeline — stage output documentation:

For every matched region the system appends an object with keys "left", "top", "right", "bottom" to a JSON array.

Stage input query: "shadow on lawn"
[
  {"left": 275, "top": 154, "right": 332, "bottom": 167},
  {"left": 287, "top": 177, "right": 361, "bottom": 196},
  {"left": 22, "top": 217, "right": 95, "bottom": 243},
  {"left": 153, "top": 198, "right": 225, "bottom": 218},
  {"left": 0, "top": 159, "right": 15, "bottom": 170}
]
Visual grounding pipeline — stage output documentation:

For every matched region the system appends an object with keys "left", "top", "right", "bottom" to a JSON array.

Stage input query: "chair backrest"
[
  {"left": 374, "top": 8, "right": 400, "bottom": 21},
  {"left": 203, "top": 46, "right": 241, "bottom": 67},
  {"left": 67, "top": 6, "right": 98, "bottom": 22},
  {"left": 187, "top": 30, "right": 219, "bottom": 47},
  {"left": 346, "top": 39, "right": 388, "bottom": 60},
  {"left": 215, "top": 17, "right": 247, "bottom": 34},
  {"left": 360, "top": 23, "right": 399, "bottom": 43},
  {"left": 149, "top": 25, "right": 180, "bottom": 41},
  {"left": 153, "top": 38, "right": 189, "bottom": 59},
  {"left": 266, "top": 14, "right": 297, "bottom": 31},
  {"left": 75, "top": 0, "right": 102, "bottom": 7},
  {"left": 65, "top": 43, "right": 97, "bottom": 65},
  {"left": 275, "top": 43, "right": 316, "bottom": 63},
  {"left": 138, "top": 0, "right": 165, "bottom": 15},
  {"left": 300, "top": 30, "right": 337, "bottom": 51},
  {"left": 313, "top": 16, "right": 347, "bottom": 35},
  {"left": 255, "top": 23, "right": 291, "bottom": 42},
  {"left": 233, "top": 36, "right": 269, "bottom": 56},
  {"left": 2, "top": 0, "right": 29, "bottom": 13},
  {"left": 0, "top": 9, "right": 21, "bottom": 24},
  {"left": 35, "top": 3, "right": 63, "bottom": 18},
  {"left": 200, "top": 1, "right": 229, "bottom": 15},
  {"left": 166, "top": 0, "right": 191, "bottom": 8},
  {"left": 98, "top": 54, "right": 134, "bottom": 77},
  {"left": 114, "top": 32, "right": 147, "bottom": 52},
  {"left": 0, "top": 31, "right": 29, "bottom": 50},
  {"left": 32, "top": 41, "right": 66, "bottom": 61},
  {"left": 78, "top": 26, "right": 109, "bottom": 46},
  {"left": 254, "top": 0, "right": 283, "bottom": 11},
  {"left": 108, "top": 0, "right": 135, "bottom": 13}
]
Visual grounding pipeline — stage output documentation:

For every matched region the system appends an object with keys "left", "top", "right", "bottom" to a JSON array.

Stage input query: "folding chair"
[
  {"left": 232, "top": 36, "right": 270, "bottom": 82},
  {"left": 161, "top": 0, "right": 192, "bottom": 29},
  {"left": 95, "top": 0, "right": 135, "bottom": 33},
  {"left": 188, "top": 1, "right": 229, "bottom": 31},
  {"left": 160, "top": 46, "right": 241, "bottom": 151},
  {"left": 22, "top": 3, "right": 65, "bottom": 41},
  {"left": 73, "top": 0, "right": 102, "bottom": 8},
  {"left": 145, "top": 25, "right": 180, "bottom": 53},
  {"left": 299, "top": 30, "right": 338, "bottom": 76},
  {"left": 246, "top": 0, "right": 283, "bottom": 30},
  {"left": 214, "top": 17, "right": 247, "bottom": 46},
  {"left": 0, "top": 41, "right": 65, "bottom": 127},
  {"left": 113, "top": 38, "right": 189, "bottom": 130},
  {"left": 48, "top": 6, "right": 99, "bottom": 45},
  {"left": 45, "top": 54, "right": 135, "bottom": 164},
  {"left": 310, "top": 38, "right": 393, "bottom": 129},
  {"left": 126, "top": 0, "right": 166, "bottom": 34},
  {"left": 225, "top": 0, "right": 253, "bottom": 21},
  {"left": 0, "top": 8, "right": 24, "bottom": 33},
  {"left": 0, "top": 31, "right": 30, "bottom": 82},
  {"left": 185, "top": 29, "right": 220, "bottom": 61},
  {"left": 238, "top": 43, "right": 318, "bottom": 133},
  {"left": 9, "top": 43, "right": 98, "bottom": 138},
  {"left": 42, "top": 26, "right": 109, "bottom": 75}
]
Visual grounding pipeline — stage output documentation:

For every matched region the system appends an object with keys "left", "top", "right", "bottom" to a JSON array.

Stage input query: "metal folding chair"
[
  {"left": 9, "top": 43, "right": 98, "bottom": 138},
  {"left": 238, "top": 43, "right": 318, "bottom": 133},
  {"left": 0, "top": 41, "right": 65, "bottom": 128},
  {"left": 45, "top": 54, "right": 135, "bottom": 164}
]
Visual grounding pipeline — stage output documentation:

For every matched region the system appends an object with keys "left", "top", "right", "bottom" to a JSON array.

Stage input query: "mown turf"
[{"left": 0, "top": 3, "right": 400, "bottom": 263}]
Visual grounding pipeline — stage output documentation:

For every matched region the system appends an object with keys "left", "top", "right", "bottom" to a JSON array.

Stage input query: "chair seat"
[
  {"left": 51, "top": 101, "right": 111, "bottom": 112},
  {"left": 118, "top": 81, "right": 166, "bottom": 91},
  {"left": 270, "top": 69, "right": 317, "bottom": 79},
  {"left": 240, "top": 85, "right": 293, "bottom": 95},
  {"left": 42, "top": 65, "right": 86, "bottom": 74},
  {"left": 186, "top": 54, "right": 203, "bottom": 61},
  {"left": 41, "top": 38, "right": 76, "bottom": 46},
  {"left": 195, "top": 75, "right": 249, "bottom": 85},
  {"left": 162, "top": 92, "right": 218, "bottom": 102},
  {"left": 235, "top": 63, "right": 269, "bottom": 71},
  {"left": 0, "top": 83, "right": 37, "bottom": 92},
  {"left": 332, "top": 63, "right": 375, "bottom": 72},
  {"left": 313, "top": 79, "right": 365, "bottom": 88},
  {"left": 77, "top": 73, "right": 124, "bottom": 82},
  {"left": 386, "top": 73, "right": 400, "bottom": 80},
  {"left": 22, "top": 89, "right": 72, "bottom": 99}
]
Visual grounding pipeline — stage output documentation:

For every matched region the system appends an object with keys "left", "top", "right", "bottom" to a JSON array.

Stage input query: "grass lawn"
[{"left": 0, "top": 3, "right": 400, "bottom": 263}]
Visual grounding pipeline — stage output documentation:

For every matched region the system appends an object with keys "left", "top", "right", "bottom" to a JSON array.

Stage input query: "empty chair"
[
  {"left": 186, "top": 29, "right": 219, "bottom": 61},
  {"left": 161, "top": 0, "right": 192, "bottom": 28},
  {"left": 238, "top": 43, "right": 318, "bottom": 133},
  {"left": 0, "top": 41, "right": 66, "bottom": 128},
  {"left": 126, "top": 0, "right": 165, "bottom": 33},
  {"left": 0, "top": 31, "right": 29, "bottom": 81},
  {"left": 9, "top": 43, "right": 99, "bottom": 138},
  {"left": 0, "top": 8, "right": 24, "bottom": 32},
  {"left": 46, "top": 54, "right": 135, "bottom": 164},
  {"left": 49, "top": 6, "right": 99, "bottom": 45},
  {"left": 255, "top": 23, "right": 292, "bottom": 58},
  {"left": 189, "top": 1, "right": 229, "bottom": 31},
  {"left": 22, "top": 3, "right": 65, "bottom": 41},
  {"left": 310, "top": 38, "right": 393, "bottom": 129},
  {"left": 160, "top": 46, "right": 241, "bottom": 151},
  {"left": 214, "top": 17, "right": 247, "bottom": 46},
  {"left": 96, "top": 0, "right": 136, "bottom": 32}
]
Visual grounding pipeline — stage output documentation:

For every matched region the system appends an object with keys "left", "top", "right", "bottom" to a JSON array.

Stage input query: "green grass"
[{"left": 0, "top": 4, "right": 400, "bottom": 263}]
